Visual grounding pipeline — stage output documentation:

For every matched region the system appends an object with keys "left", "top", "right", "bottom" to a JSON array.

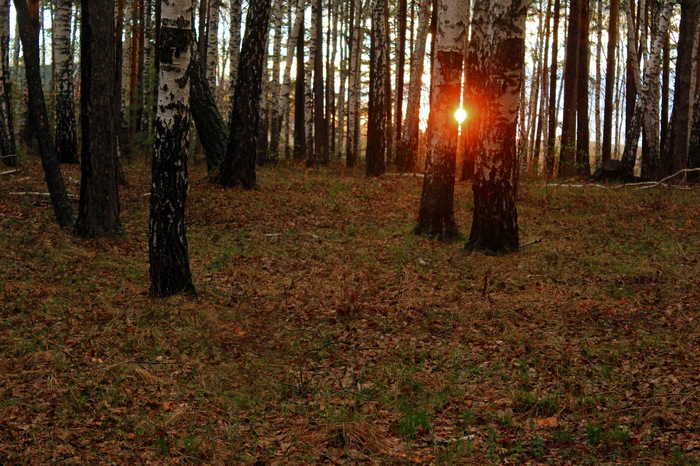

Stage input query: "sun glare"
[{"left": 455, "top": 107, "right": 467, "bottom": 125}]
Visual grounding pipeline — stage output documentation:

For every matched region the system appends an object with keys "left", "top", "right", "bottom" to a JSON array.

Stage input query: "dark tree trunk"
[
  {"left": 15, "top": 0, "right": 74, "bottom": 228},
  {"left": 395, "top": 0, "right": 407, "bottom": 148},
  {"left": 659, "top": 30, "right": 670, "bottom": 156},
  {"left": 293, "top": 11, "right": 306, "bottom": 162},
  {"left": 216, "top": 0, "right": 271, "bottom": 188},
  {"left": 575, "top": 0, "right": 590, "bottom": 176},
  {"left": 601, "top": 0, "right": 618, "bottom": 164},
  {"left": 190, "top": 49, "right": 228, "bottom": 172},
  {"left": 558, "top": 0, "right": 580, "bottom": 177},
  {"left": 0, "top": 0, "right": 16, "bottom": 167},
  {"left": 625, "top": 0, "right": 637, "bottom": 133},
  {"left": 545, "top": 0, "right": 560, "bottom": 178},
  {"left": 313, "top": 0, "right": 329, "bottom": 164},
  {"left": 667, "top": 0, "right": 698, "bottom": 174},
  {"left": 366, "top": 0, "right": 388, "bottom": 177},
  {"left": 149, "top": 0, "right": 196, "bottom": 298},
  {"left": 75, "top": 0, "right": 122, "bottom": 238}
]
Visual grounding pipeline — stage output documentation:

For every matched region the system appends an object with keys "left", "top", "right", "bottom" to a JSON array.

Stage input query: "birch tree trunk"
[
  {"left": 206, "top": 0, "right": 219, "bottom": 90},
  {"left": 76, "top": 0, "right": 122, "bottom": 238},
  {"left": 466, "top": 0, "right": 528, "bottom": 254},
  {"left": 345, "top": 0, "right": 364, "bottom": 167},
  {"left": 313, "top": 0, "right": 329, "bottom": 165},
  {"left": 53, "top": 0, "right": 78, "bottom": 164},
  {"left": 280, "top": 0, "right": 303, "bottom": 159},
  {"left": 620, "top": 0, "right": 672, "bottom": 178},
  {"left": 149, "top": 0, "right": 196, "bottom": 298},
  {"left": 268, "top": 0, "right": 283, "bottom": 160},
  {"left": 294, "top": 8, "right": 307, "bottom": 162},
  {"left": 601, "top": 0, "right": 618, "bottom": 163},
  {"left": 216, "top": 0, "right": 271, "bottom": 188},
  {"left": 305, "top": 3, "right": 317, "bottom": 165},
  {"left": 228, "top": 0, "right": 242, "bottom": 109},
  {"left": 545, "top": 0, "right": 560, "bottom": 177},
  {"left": 415, "top": 0, "right": 466, "bottom": 240},
  {"left": 0, "top": 0, "right": 16, "bottom": 167},
  {"left": 366, "top": 0, "right": 389, "bottom": 177}
]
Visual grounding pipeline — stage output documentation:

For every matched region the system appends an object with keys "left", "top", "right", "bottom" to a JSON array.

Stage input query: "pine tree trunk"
[
  {"left": 294, "top": 11, "right": 307, "bottom": 162},
  {"left": 395, "top": 0, "right": 407, "bottom": 147},
  {"left": 216, "top": 0, "right": 271, "bottom": 188},
  {"left": 396, "top": 0, "right": 430, "bottom": 173},
  {"left": 366, "top": 0, "right": 389, "bottom": 177},
  {"left": 467, "top": 0, "right": 527, "bottom": 254},
  {"left": 666, "top": 0, "right": 698, "bottom": 174},
  {"left": 75, "top": 0, "right": 122, "bottom": 238},
  {"left": 559, "top": 0, "right": 580, "bottom": 177},
  {"left": 53, "top": 0, "right": 78, "bottom": 164},
  {"left": 415, "top": 0, "right": 465, "bottom": 240},
  {"left": 532, "top": 0, "right": 552, "bottom": 174},
  {"left": 575, "top": 0, "right": 590, "bottom": 176},
  {"left": 0, "top": 0, "right": 16, "bottom": 167},
  {"left": 601, "top": 0, "right": 618, "bottom": 164},
  {"left": 313, "top": 0, "right": 329, "bottom": 165},
  {"left": 326, "top": 1, "right": 338, "bottom": 160},
  {"left": 149, "top": 0, "right": 196, "bottom": 298},
  {"left": 305, "top": 4, "right": 317, "bottom": 166},
  {"left": 545, "top": 0, "right": 560, "bottom": 177},
  {"left": 16, "top": 0, "right": 74, "bottom": 227}
]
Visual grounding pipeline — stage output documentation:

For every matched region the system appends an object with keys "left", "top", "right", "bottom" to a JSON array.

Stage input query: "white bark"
[
  {"left": 206, "top": 0, "right": 219, "bottom": 89},
  {"left": 280, "top": 0, "right": 304, "bottom": 158}
]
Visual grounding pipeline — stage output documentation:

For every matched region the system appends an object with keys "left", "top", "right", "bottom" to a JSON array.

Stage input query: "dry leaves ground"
[{"left": 0, "top": 157, "right": 699, "bottom": 464}]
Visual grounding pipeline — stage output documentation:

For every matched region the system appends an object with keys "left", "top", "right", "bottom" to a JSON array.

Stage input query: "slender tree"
[
  {"left": 313, "top": 0, "right": 329, "bottom": 164},
  {"left": 575, "top": 0, "right": 590, "bottom": 176},
  {"left": 395, "top": 0, "right": 407, "bottom": 148},
  {"left": 228, "top": 0, "right": 242, "bottom": 108},
  {"left": 545, "top": 0, "right": 560, "bottom": 177},
  {"left": 396, "top": 0, "right": 430, "bottom": 173},
  {"left": 149, "top": 0, "right": 196, "bottom": 297},
  {"left": 280, "top": 0, "right": 304, "bottom": 159},
  {"left": 294, "top": 6, "right": 307, "bottom": 162},
  {"left": 75, "top": 0, "right": 122, "bottom": 238},
  {"left": 415, "top": 0, "right": 465, "bottom": 240},
  {"left": 366, "top": 0, "right": 389, "bottom": 177},
  {"left": 53, "top": 0, "right": 78, "bottom": 164},
  {"left": 559, "top": 0, "right": 581, "bottom": 177},
  {"left": 15, "top": 0, "right": 74, "bottom": 227},
  {"left": 345, "top": 0, "right": 364, "bottom": 167},
  {"left": 0, "top": 0, "right": 15, "bottom": 167},
  {"left": 601, "top": 0, "right": 618, "bottom": 164},
  {"left": 466, "top": 0, "right": 528, "bottom": 254},
  {"left": 216, "top": 0, "right": 271, "bottom": 188}
]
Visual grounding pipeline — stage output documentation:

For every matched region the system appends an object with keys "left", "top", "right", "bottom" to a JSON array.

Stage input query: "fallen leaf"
[{"left": 536, "top": 416, "right": 558, "bottom": 427}]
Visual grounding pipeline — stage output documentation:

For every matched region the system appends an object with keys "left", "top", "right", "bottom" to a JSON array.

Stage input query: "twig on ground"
[
  {"left": 519, "top": 238, "right": 543, "bottom": 249},
  {"left": 10, "top": 191, "right": 79, "bottom": 200},
  {"left": 1, "top": 168, "right": 20, "bottom": 176}
]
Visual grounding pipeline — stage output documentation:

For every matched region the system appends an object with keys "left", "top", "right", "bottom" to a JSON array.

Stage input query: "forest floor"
[{"left": 1, "top": 156, "right": 699, "bottom": 464}]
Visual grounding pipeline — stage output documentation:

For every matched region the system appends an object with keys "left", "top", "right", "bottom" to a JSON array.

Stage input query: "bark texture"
[
  {"left": 53, "top": 0, "right": 78, "bottom": 164},
  {"left": 149, "top": 0, "right": 196, "bottom": 297},
  {"left": 366, "top": 0, "right": 389, "bottom": 177},
  {"left": 15, "top": 0, "right": 74, "bottom": 227},
  {"left": 466, "top": 0, "right": 527, "bottom": 254},
  {"left": 0, "top": 0, "right": 15, "bottom": 167},
  {"left": 75, "top": 0, "right": 122, "bottom": 238},
  {"left": 415, "top": 0, "right": 466, "bottom": 240},
  {"left": 216, "top": 0, "right": 271, "bottom": 188}
]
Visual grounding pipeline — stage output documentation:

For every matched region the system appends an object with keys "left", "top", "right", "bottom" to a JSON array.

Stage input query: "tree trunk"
[
  {"left": 395, "top": 0, "right": 407, "bottom": 150},
  {"left": 0, "top": 0, "right": 16, "bottom": 167},
  {"left": 206, "top": 0, "right": 219, "bottom": 89},
  {"left": 149, "top": 0, "right": 196, "bottom": 298},
  {"left": 216, "top": 0, "right": 271, "bottom": 188},
  {"left": 15, "top": 0, "right": 74, "bottom": 228},
  {"left": 666, "top": 0, "right": 699, "bottom": 175},
  {"left": 575, "top": 0, "right": 590, "bottom": 176},
  {"left": 366, "top": 0, "right": 389, "bottom": 177},
  {"left": 558, "top": 0, "right": 580, "bottom": 177},
  {"left": 545, "top": 0, "right": 560, "bottom": 177},
  {"left": 601, "top": 0, "right": 618, "bottom": 164},
  {"left": 294, "top": 9, "right": 306, "bottom": 162},
  {"left": 415, "top": 0, "right": 465, "bottom": 241},
  {"left": 313, "top": 0, "right": 329, "bottom": 165},
  {"left": 281, "top": 0, "right": 304, "bottom": 160},
  {"left": 228, "top": 0, "right": 242, "bottom": 109},
  {"left": 53, "top": 0, "right": 78, "bottom": 164},
  {"left": 189, "top": 47, "right": 228, "bottom": 172},
  {"left": 268, "top": 0, "right": 283, "bottom": 160},
  {"left": 466, "top": 0, "right": 527, "bottom": 254},
  {"left": 75, "top": 0, "right": 122, "bottom": 238},
  {"left": 345, "top": 0, "right": 363, "bottom": 167}
]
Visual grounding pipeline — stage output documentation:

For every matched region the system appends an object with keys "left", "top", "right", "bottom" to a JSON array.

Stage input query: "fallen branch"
[
  {"left": 10, "top": 191, "right": 79, "bottom": 200},
  {"left": 633, "top": 168, "right": 700, "bottom": 190},
  {"left": 1, "top": 169, "right": 20, "bottom": 176},
  {"left": 519, "top": 238, "right": 543, "bottom": 249}
]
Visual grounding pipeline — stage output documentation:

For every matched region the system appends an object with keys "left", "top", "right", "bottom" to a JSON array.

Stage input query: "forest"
[{"left": 0, "top": 0, "right": 699, "bottom": 462}]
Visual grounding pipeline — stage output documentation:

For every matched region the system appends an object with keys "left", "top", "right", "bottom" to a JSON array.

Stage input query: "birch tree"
[
  {"left": 345, "top": 0, "right": 364, "bottom": 167},
  {"left": 75, "top": 0, "right": 122, "bottom": 238},
  {"left": 280, "top": 0, "right": 304, "bottom": 159},
  {"left": 149, "top": 0, "right": 196, "bottom": 297},
  {"left": 0, "top": 0, "right": 16, "bottom": 167},
  {"left": 415, "top": 0, "right": 466, "bottom": 240},
  {"left": 466, "top": 0, "right": 528, "bottom": 254},
  {"left": 601, "top": 0, "right": 618, "bottom": 164},
  {"left": 228, "top": 0, "right": 242, "bottom": 107},
  {"left": 53, "top": 0, "right": 78, "bottom": 164},
  {"left": 365, "top": 0, "right": 389, "bottom": 177}
]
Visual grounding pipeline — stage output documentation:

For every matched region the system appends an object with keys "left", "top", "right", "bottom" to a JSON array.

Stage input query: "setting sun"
[{"left": 455, "top": 107, "right": 467, "bottom": 125}]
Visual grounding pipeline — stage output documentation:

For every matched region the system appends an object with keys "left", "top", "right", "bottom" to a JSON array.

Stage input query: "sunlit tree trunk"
[
  {"left": 466, "top": 0, "right": 528, "bottom": 254},
  {"left": 206, "top": 0, "right": 219, "bottom": 89},
  {"left": 326, "top": 0, "right": 338, "bottom": 159},
  {"left": 395, "top": 0, "right": 407, "bottom": 149},
  {"left": 15, "top": 0, "right": 74, "bottom": 227},
  {"left": 305, "top": 3, "right": 317, "bottom": 166},
  {"left": 396, "top": 0, "right": 429, "bottom": 172},
  {"left": 415, "top": 0, "right": 465, "bottom": 240},
  {"left": 53, "top": 0, "right": 78, "bottom": 164},
  {"left": 601, "top": 0, "right": 618, "bottom": 164},
  {"left": 621, "top": 0, "right": 672, "bottom": 178},
  {"left": 76, "top": 0, "right": 122, "bottom": 238},
  {"left": 336, "top": 1, "right": 347, "bottom": 162},
  {"left": 0, "top": 0, "right": 16, "bottom": 167},
  {"left": 366, "top": 0, "right": 388, "bottom": 177},
  {"left": 345, "top": 0, "right": 364, "bottom": 167},
  {"left": 216, "top": 0, "right": 271, "bottom": 188},
  {"left": 149, "top": 0, "right": 196, "bottom": 297},
  {"left": 281, "top": 0, "right": 303, "bottom": 159}
]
